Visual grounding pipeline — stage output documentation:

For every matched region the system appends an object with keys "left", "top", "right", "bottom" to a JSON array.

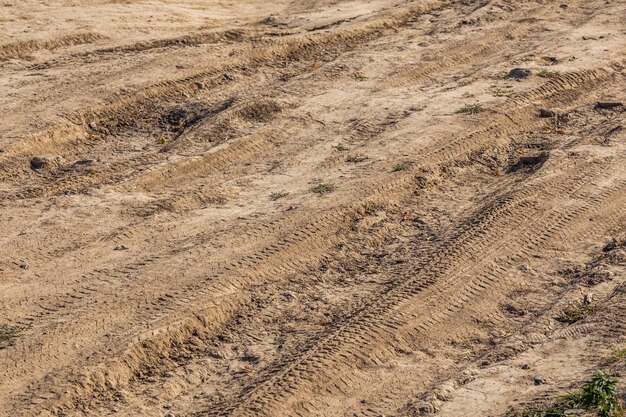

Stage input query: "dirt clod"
[
  {"left": 507, "top": 68, "right": 532, "bottom": 79},
  {"left": 594, "top": 101, "right": 623, "bottom": 110},
  {"left": 29, "top": 156, "right": 48, "bottom": 170}
]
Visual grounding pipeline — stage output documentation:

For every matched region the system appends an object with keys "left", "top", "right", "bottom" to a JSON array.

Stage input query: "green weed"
[
  {"left": 456, "top": 103, "right": 485, "bottom": 114},
  {"left": 537, "top": 68, "right": 559, "bottom": 78}
]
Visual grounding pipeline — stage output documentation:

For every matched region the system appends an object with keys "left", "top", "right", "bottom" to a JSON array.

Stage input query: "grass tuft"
[
  {"left": 346, "top": 154, "right": 367, "bottom": 163},
  {"left": 536, "top": 68, "right": 559, "bottom": 78},
  {"left": 310, "top": 183, "right": 336, "bottom": 196},
  {"left": 608, "top": 347, "right": 626, "bottom": 363},
  {"left": 392, "top": 162, "right": 409, "bottom": 172},
  {"left": 456, "top": 103, "right": 484, "bottom": 114}
]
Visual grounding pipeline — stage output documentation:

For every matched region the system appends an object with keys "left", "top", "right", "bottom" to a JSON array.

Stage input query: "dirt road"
[{"left": 1, "top": 1, "right": 625, "bottom": 416}]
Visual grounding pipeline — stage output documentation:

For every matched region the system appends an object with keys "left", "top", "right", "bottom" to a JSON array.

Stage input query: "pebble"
[{"left": 534, "top": 375, "right": 546, "bottom": 385}]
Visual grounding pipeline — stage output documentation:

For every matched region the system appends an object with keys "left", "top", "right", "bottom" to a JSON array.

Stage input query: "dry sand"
[{"left": 1, "top": 0, "right": 625, "bottom": 416}]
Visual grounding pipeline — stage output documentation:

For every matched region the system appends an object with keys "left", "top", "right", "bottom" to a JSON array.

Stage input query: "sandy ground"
[{"left": 1, "top": 1, "right": 625, "bottom": 416}]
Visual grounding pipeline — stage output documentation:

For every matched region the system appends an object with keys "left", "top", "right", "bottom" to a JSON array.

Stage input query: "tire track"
[
  {"left": 14, "top": 69, "right": 622, "bottom": 415},
  {"left": 0, "top": 33, "right": 104, "bottom": 61},
  {"left": 207, "top": 156, "right": 624, "bottom": 417},
  {"left": 0, "top": 0, "right": 449, "bottom": 173}
]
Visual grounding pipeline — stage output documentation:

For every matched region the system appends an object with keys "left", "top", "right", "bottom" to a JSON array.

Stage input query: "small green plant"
[
  {"left": 392, "top": 162, "right": 408, "bottom": 172},
  {"left": 557, "top": 302, "right": 602, "bottom": 324},
  {"left": 0, "top": 324, "right": 20, "bottom": 350},
  {"left": 537, "top": 68, "right": 559, "bottom": 78},
  {"left": 609, "top": 347, "right": 626, "bottom": 363},
  {"left": 334, "top": 144, "right": 348, "bottom": 151},
  {"left": 346, "top": 154, "right": 367, "bottom": 163},
  {"left": 579, "top": 371, "right": 624, "bottom": 417},
  {"left": 456, "top": 103, "right": 484, "bottom": 114},
  {"left": 269, "top": 191, "right": 288, "bottom": 201},
  {"left": 520, "top": 371, "right": 624, "bottom": 417},
  {"left": 310, "top": 183, "right": 336, "bottom": 196}
]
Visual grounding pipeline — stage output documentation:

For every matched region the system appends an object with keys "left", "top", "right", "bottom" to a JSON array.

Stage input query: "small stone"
[
  {"left": 534, "top": 375, "right": 546, "bottom": 385},
  {"left": 163, "top": 403, "right": 172, "bottom": 409},
  {"left": 19, "top": 263, "right": 28, "bottom": 270},
  {"left": 196, "top": 82, "right": 206, "bottom": 90},
  {"left": 521, "top": 364, "right": 530, "bottom": 370},
  {"left": 30, "top": 156, "right": 48, "bottom": 170},
  {"left": 538, "top": 108, "right": 556, "bottom": 118},
  {"left": 583, "top": 292, "right": 593, "bottom": 305},
  {"left": 164, "top": 413, "right": 175, "bottom": 417},
  {"left": 507, "top": 68, "right": 532, "bottom": 79}
]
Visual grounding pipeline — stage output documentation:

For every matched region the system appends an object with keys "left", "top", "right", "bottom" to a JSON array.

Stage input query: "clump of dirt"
[
  {"left": 29, "top": 155, "right": 65, "bottom": 172},
  {"left": 0, "top": 325, "right": 20, "bottom": 350},
  {"left": 506, "top": 152, "right": 549, "bottom": 174},
  {"left": 30, "top": 156, "right": 48, "bottom": 170},
  {"left": 556, "top": 302, "right": 602, "bottom": 324},
  {"left": 507, "top": 68, "right": 531, "bottom": 79},
  {"left": 237, "top": 100, "right": 282, "bottom": 122},
  {"left": 160, "top": 102, "right": 207, "bottom": 133}
]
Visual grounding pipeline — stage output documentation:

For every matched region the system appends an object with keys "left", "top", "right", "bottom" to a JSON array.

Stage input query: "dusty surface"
[{"left": 1, "top": 1, "right": 625, "bottom": 416}]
